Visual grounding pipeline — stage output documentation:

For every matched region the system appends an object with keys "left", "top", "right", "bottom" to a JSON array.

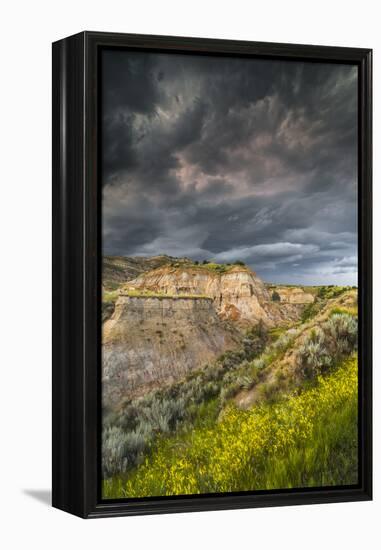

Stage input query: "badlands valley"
[{"left": 102, "top": 255, "right": 358, "bottom": 498}]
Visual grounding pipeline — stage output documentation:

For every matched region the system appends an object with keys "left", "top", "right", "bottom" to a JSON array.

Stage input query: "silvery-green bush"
[
  {"left": 102, "top": 426, "right": 130, "bottom": 478},
  {"left": 296, "top": 313, "right": 357, "bottom": 379},
  {"left": 326, "top": 313, "right": 358, "bottom": 351},
  {"left": 296, "top": 328, "right": 332, "bottom": 378}
]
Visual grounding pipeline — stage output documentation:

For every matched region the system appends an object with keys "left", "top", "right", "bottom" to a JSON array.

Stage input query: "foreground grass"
[{"left": 103, "top": 355, "right": 358, "bottom": 498}]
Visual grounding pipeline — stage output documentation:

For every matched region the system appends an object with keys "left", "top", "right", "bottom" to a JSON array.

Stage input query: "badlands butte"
[{"left": 102, "top": 255, "right": 315, "bottom": 408}]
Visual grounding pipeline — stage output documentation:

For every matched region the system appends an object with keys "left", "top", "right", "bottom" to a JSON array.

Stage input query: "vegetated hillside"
[
  {"left": 102, "top": 286, "right": 358, "bottom": 497},
  {"left": 233, "top": 288, "right": 357, "bottom": 410},
  {"left": 110, "top": 356, "right": 358, "bottom": 497}
]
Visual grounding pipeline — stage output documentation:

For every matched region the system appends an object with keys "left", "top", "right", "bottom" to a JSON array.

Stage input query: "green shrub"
[
  {"left": 326, "top": 313, "right": 357, "bottom": 351},
  {"left": 201, "top": 381, "right": 220, "bottom": 400},
  {"left": 240, "top": 373, "right": 259, "bottom": 390},
  {"left": 257, "top": 382, "right": 278, "bottom": 402},
  {"left": 272, "top": 332, "right": 293, "bottom": 353},
  {"left": 102, "top": 425, "right": 152, "bottom": 478},
  {"left": 296, "top": 313, "right": 357, "bottom": 379},
  {"left": 301, "top": 301, "right": 320, "bottom": 323},
  {"left": 143, "top": 397, "right": 187, "bottom": 433},
  {"left": 219, "top": 384, "right": 239, "bottom": 403},
  {"left": 317, "top": 285, "right": 350, "bottom": 300},
  {"left": 102, "top": 426, "right": 129, "bottom": 478},
  {"left": 251, "top": 357, "right": 266, "bottom": 370},
  {"left": 296, "top": 328, "right": 332, "bottom": 379},
  {"left": 275, "top": 369, "right": 286, "bottom": 383}
]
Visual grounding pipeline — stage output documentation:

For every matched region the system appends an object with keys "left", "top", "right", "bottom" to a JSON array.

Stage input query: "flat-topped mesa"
[{"left": 122, "top": 265, "right": 272, "bottom": 326}]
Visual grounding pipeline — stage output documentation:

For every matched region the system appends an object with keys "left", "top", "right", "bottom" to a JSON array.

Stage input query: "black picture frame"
[{"left": 52, "top": 31, "right": 372, "bottom": 519}]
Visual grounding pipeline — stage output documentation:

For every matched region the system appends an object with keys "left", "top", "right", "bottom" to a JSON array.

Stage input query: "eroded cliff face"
[
  {"left": 103, "top": 295, "right": 241, "bottom": 408},
  {"left": 123, "top": 266, "right": 272, "bottom": 326},
  {"left": 102, "top": 261, "right": 317, "bottom": 409},
  {"left": 273, "top": 287, "right": 314, "bottom": 304},
  {"left": 121, "top": 266, "right": 315, "bottom": 327},
  {"left": 263, "top": 286, "right": 315, "bottom": 324}
]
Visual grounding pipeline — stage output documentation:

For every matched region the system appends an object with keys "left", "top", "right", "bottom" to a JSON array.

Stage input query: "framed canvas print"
[{"left": 52, "top": 32, "right": 372, "bottom": 518}]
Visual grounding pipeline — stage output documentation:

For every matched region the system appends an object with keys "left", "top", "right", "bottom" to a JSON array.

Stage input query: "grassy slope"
[
  {"left": 102, "top": 287, "right": 358, "bottom": 498},
  {"left": 103, "top": 355, "right": 358, "bottom": 498}
]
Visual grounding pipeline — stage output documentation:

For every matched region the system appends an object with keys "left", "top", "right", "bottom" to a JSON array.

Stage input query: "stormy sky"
[{"left": 102, "top": 49, "right": 358, "bottom": 285}]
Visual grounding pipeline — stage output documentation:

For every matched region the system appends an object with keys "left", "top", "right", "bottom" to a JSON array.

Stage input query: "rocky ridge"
[{"left": 122, "top": 264, "right": 314, "bottom": 327}]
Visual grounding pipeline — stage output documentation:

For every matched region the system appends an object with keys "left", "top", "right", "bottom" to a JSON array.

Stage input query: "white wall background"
[{"left": 0, "top": 0, "right": 378, "bottom": 547}]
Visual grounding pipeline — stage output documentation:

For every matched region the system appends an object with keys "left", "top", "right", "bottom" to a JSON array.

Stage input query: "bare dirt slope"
[{"left": 103, "top": 295, "right": 241, "bottom": 408}]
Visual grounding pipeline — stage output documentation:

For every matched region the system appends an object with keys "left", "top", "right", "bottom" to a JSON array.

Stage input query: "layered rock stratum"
[
  {"left": 123, "top": 265, "right": 269, "bottom": 326},
  {"left": 122, "top": 265, "right": 314, "bottom": 326},
  {"left": 102, "top": 257, "right": 315, "bottom": 409},
  {"left": 103, "top": 295, "right": 240, "bottom": 407}
]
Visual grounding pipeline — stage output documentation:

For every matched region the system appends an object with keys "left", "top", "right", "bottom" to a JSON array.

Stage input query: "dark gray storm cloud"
[{"left": 102, "top": 50, "right": 358, "bottom": 285}]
